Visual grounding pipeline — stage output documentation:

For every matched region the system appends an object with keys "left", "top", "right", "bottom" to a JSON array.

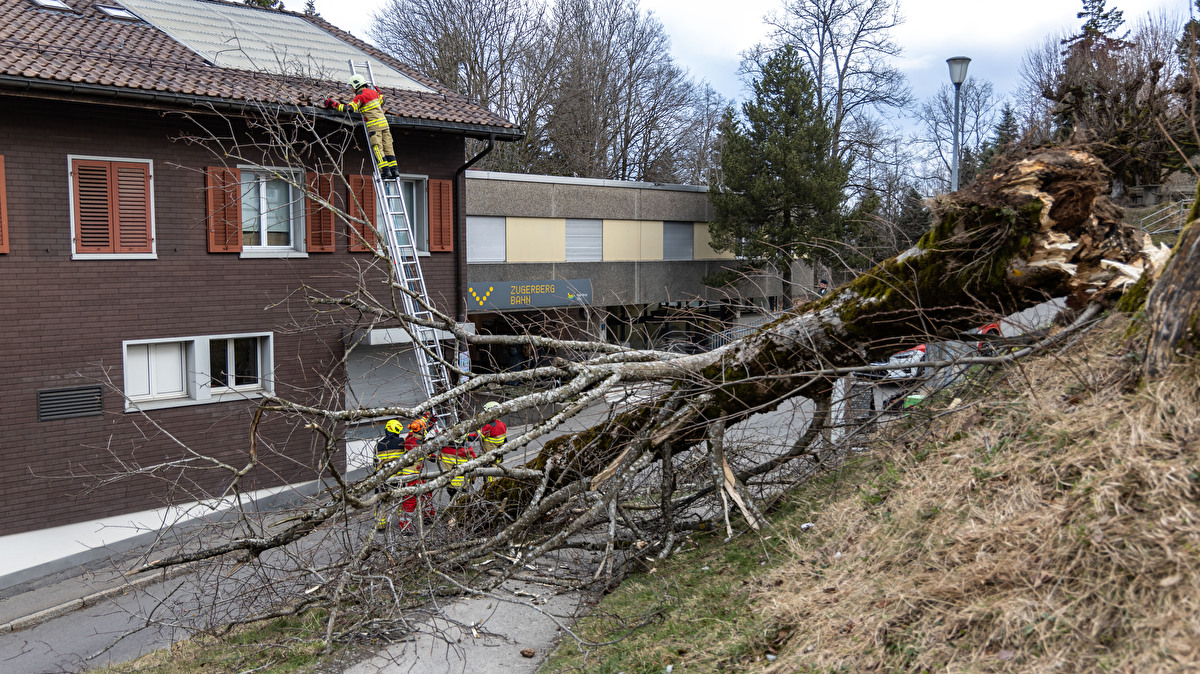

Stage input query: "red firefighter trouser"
[
  {"left": 440, "top": 446, "right": 476, "bottom": 488},
  {"left": 400, "top": 478, "right": 433, "bottom": 513}
]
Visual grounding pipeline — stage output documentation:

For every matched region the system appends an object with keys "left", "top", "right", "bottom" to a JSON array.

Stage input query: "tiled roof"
[{"left": 0, "top": 0, "right": 520, "bottom": 138}]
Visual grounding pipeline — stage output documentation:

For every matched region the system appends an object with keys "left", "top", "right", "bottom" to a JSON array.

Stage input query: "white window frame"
[
  {"left": 67, "top": 155, "right": 157, "bottom": 260},
  {"left": 238, "top": 167, "right": 308, "bottom": 259},
  {"left": 31, "top": 0, "right": 73, "bottom": 10},
  {"left": 394, "top": 174, "right": 429, "bottom": 255},
  {"left": 121, "top": 332, "right": 275, "bottom": 412}
]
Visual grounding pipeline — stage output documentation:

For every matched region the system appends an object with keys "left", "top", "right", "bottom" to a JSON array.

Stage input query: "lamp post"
[{"left": 947, "top": 56, "right": 971, "bottom": 192}]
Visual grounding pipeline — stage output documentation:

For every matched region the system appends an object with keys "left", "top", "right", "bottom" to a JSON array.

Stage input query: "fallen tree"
[
  {"left": 469, "top": 148, "right": 1164, "bottom": 525},
  {"left": 132, "top": 148, "right": 1171, "bottom": 647}
]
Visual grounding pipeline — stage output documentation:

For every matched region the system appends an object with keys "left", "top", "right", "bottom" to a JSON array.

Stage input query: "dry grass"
[{"left": 757, "top": 314, "right": 1200, "bottom": 672}]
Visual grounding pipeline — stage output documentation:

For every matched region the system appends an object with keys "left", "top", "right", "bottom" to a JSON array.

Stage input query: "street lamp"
[{"left": 947, "top": 56, "right": 971, "bottom": 192}]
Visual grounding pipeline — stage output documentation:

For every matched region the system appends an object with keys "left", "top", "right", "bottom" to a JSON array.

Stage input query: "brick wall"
[{"left": 0, "top": 97, "right": 466, "bottom": 536}]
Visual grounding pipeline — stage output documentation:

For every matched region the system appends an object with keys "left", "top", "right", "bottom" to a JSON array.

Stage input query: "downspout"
[{"left": 453, "top": 134, "right": 495, "bottom": 322}]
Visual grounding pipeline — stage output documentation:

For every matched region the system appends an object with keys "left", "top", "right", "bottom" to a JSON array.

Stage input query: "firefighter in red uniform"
[
  {"left": 325, "top": 74, "right": 399, "bottom": 179},
  {"left": 374, "top": 417, "right": 435, "bottom": 532},
  {"left": 401, "top": 417, "right": 437, "bottom": 529},
  {"left": 469, "top": 401, "right": 508, "bottom": 483}
]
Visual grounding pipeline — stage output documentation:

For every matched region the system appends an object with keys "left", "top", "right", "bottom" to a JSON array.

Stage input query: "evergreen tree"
[
  {"left": 304, "top": 0, "right": 318, "bottom": 17},
  {"left": 1178, "top": 1, "right": 1200, "bottom": 71},
  {"left": 1073, "top": 0, "right": 1126, "bottom": 41},
  {"left": 708, "top": 46, "right": 850, "bottom": 282},
  {"left": 243, "top": 0, "right": 283, "bottom": 8},
  {"left": 894, "top": 187, "right": 933, "bottom": 244},
  {"left": 978, "top": 103, "right": 1019, "bottom": 172},
  {"left": 1054, "top": 0, "right": 1129, "bottom": 140}
]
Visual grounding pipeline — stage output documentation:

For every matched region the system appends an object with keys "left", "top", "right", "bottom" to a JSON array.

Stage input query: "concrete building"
[{"left": 462, "top": 171, "right": 799, "bottom": 371}]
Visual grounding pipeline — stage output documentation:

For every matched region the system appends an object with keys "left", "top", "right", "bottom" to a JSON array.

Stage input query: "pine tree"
[
  {"left": 894, "top": 187, "right": 933, "bottom": 245},
  {"left": 1074, "top": 0, "right": 1126, "bottom": 41},
  {"left": 243, "top": 0, "right": 283, "bottom": 8},
  {"left": 1178, "top": 1, "right": 1200, "bottom": 70},
  {"left": 304, "top": 0, "right": 318, "bottom": 17},
  {"left": 978, "top": 104, "right": 1019, "bottom": 172},
  {"left": 708, "top": 46, "right": 850, "bottom": 280}
]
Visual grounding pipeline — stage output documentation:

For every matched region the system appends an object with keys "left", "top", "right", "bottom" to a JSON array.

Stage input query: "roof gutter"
[{"left": 0, "top": 75, "right": 522, "bottom": 141}]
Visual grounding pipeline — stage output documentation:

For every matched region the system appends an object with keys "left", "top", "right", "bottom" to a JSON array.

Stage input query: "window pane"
[
  {"left": 210, "top": 339, "right": 229, "bottom": 389},
  {"left": 241, "top": 179, "right": 261, "bottom": 246},
  {"left": 400, "top": 180, "right": 428, "bottom": 251},
  {"left": 152, "top": 343, "right": 185, "bottom": 396},
  {"left": 263, "top": 178, "right": 292, "bottom": 246},
  {"left": 663, "top": 221, "right": 694, "bottom": 261},
  {"left": 233, "top": 338, "right": 259, "bottom": 386},
  {"left": 566, "top": 219, "right": 602, "bottom": 262},
  {"left": 467, "top": 216, "right": 506, "bottom": 263},
  {"left": 125, "top": 344, "right": 151, "bottom": 398}
]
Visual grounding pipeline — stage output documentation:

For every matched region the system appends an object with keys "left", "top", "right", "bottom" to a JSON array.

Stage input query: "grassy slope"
[{"left": 543, "top": 313, "right": 1200, "bottom": 673}]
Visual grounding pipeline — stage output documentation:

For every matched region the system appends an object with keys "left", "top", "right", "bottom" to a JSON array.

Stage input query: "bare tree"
[
  {"left": 750, "top": 0, "right": 911, "bottom": 166},
  {"left": 912, "top": 77, "right": 1002, "bottom": 193},
  {"left": 369, "top": 0, "right": 563, "bottom": 172},
  {"left": 545, "top": 0, "right": 700, "bottom": 181},
  {"left": 369, "top": 0, "right": 717, "bottom": 183},
  {"left": 1017, "top": 9, "right": 1188, "bottom": 198},
  {"left": 675, "top": 84, "right": 731, "bottom": 186}
]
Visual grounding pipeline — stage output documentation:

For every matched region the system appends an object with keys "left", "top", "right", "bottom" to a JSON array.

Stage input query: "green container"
[{"left": 903, "top": 394, "right": 926, "bottom": 409}]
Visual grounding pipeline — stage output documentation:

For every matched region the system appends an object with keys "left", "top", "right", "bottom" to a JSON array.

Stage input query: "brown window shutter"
[
  {"left": 206, "top": 166, "right": 242, "bottom": 253},
  {"left": 112, "top": 162, "right": 152, "bottom": 253},
  {"left": 0, "top": 155, "right": 8, "bottom": 254},
  {"left": 73, "top": 159, "right": 115, "bottom": 254},
  {"left": 305, "top": 172, "right": 336, "bottom": 252},
  {"left": 347, "top": 175, "right": 378, "bottom": 252},
  {"left": 428, "top": 178, "right": 453, "bottom": 252}
]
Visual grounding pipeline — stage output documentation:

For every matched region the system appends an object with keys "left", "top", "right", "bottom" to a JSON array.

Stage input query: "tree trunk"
[{"left": 1144, "top": 194, "right": 1200, "bottom": 378}]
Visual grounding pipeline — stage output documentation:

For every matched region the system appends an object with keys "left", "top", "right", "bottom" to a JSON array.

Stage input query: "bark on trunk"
[{"left": 1144, "top": 194, "right": 1200, "bottom": 378}]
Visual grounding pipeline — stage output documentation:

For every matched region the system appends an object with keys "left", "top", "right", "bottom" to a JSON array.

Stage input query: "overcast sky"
[{"left": 294, "top": 0, "right": 1190, "bottom": 114}]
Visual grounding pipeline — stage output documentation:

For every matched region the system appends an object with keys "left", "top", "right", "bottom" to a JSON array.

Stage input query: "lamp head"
[{"left": 947, "top": 56, "right": 971, "bottom": 86}]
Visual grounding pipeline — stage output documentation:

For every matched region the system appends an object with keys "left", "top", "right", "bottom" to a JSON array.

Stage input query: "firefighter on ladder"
[
  {"left": 468, "top": 401, "right": 507, "bottom": 483},
  {"left": 324, "top": 74, "right": 399, "bottom": 180},
  {"left": 375, "top": 418, "right": 434, "bottom": 532}
]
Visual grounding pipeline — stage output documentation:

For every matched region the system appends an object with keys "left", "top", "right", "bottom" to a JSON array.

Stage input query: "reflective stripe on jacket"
[
  {"left": 479, "top": 420, "right": 507, "bottom": 445},
  {"left": 338, "top": 87, "right": 388, "bottom": 129}
]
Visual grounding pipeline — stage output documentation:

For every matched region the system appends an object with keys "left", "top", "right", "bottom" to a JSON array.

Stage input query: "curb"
[{"left": 0, "top": 561, "right": 196, "bottom": 634}]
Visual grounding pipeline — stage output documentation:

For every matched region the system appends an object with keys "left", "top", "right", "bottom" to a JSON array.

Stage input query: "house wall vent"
[{"left": 37, "top": 385, "right": 103, "bottom": 422}]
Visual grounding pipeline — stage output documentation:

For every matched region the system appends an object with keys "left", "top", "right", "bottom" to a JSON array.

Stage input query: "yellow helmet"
[
  {"left": 348, "top": 74, "right": 368, "bottom": 90},
  {"left": 408, "top": 418, "right": 428, "bottom": 435},
  {"left": 385, "top": 419, "right": 404, "bottom": 435},
  {"left": 484, "top": 401, "right": 501, "bottom": 413}
]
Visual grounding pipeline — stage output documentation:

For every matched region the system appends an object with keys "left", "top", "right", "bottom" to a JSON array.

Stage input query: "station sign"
[{"left": 467, "top": 279, "right": 592, "bottom": 311}]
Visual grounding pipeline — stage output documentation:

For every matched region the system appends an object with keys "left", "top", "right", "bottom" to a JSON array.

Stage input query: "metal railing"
[
  {"left": 1139, "top": 199, "right": 1193, "bottom": 235},
  {"left": 707, "top": 314, "right": 779, "bottom": 350}
]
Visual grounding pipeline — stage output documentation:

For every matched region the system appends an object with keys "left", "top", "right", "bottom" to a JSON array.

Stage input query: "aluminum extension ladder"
[{"left": 349, "top": 60, "right": 457, "bottom": 428}]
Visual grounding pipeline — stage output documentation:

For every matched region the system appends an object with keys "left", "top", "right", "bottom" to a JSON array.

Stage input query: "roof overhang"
[{"left": 0, "top": 75, "right": 524, "bottom": 141}]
